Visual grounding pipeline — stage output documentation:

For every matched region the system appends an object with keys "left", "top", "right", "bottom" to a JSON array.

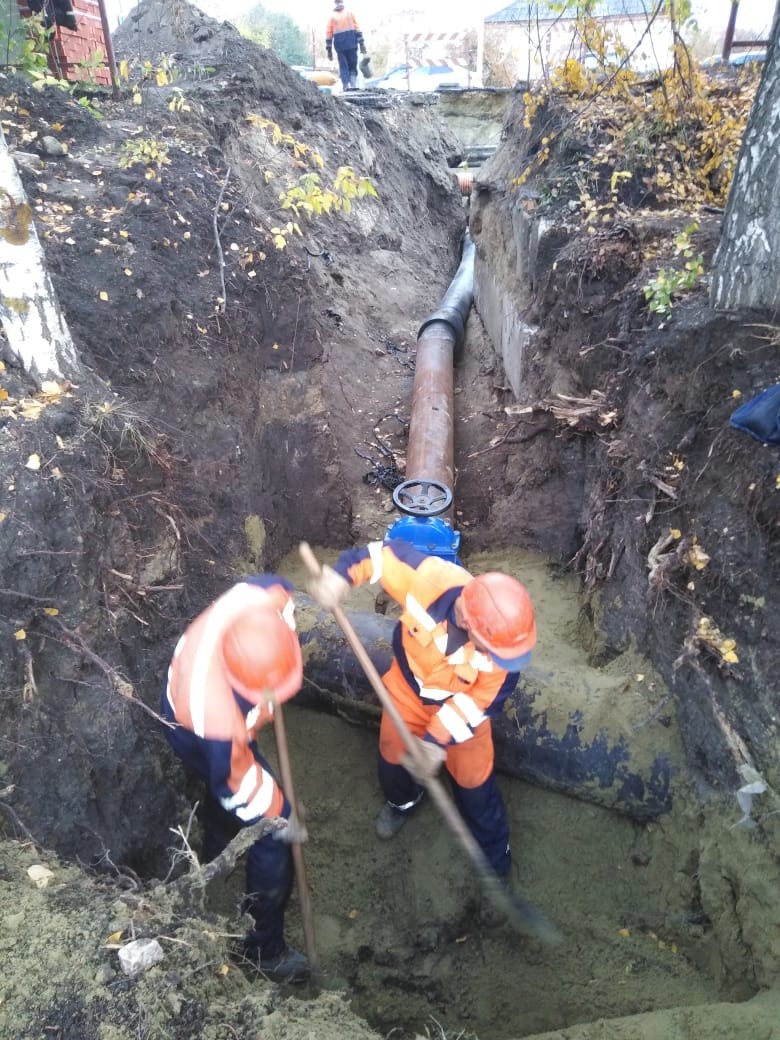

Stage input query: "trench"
[{"left": 162, "top": 253, "right": 751, "bottom": 1037}]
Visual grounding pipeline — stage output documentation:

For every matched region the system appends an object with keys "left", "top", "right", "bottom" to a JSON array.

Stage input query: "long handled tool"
[
  {"left": 299, "top": 542, "right": 562, "bottom": 945},
  {"left": 272, "top": 698, "right": 320, "bottom": 980}
]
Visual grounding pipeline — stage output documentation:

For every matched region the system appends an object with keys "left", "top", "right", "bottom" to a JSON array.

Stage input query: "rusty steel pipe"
[
  {"left": 405, "top": 232, "right": 476, "bottom": 499},
  {"left": 405, "top": 324, "right": 456, "bottom": 492}
]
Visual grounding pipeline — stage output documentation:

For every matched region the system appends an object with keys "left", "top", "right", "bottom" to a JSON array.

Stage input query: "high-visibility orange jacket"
[
  {"left": 325, "top": 8, "right": 364, "bottom": 53},
  {"left": 164, "top": 577, "right": 297, "bottom": 823},
  {"left": 333, "top": 540, "right": 527, "bottom": 747}
]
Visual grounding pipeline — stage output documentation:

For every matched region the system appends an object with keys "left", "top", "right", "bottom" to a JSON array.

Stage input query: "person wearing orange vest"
[
  {"left": 307, "top": 540, "right": 536, "bottom": 886},
  {"left": 162, "top": 575, "right": 309, "bottom": 983},
  {"left": 325, "top": 0, "right": 366, "bottom": 91}
]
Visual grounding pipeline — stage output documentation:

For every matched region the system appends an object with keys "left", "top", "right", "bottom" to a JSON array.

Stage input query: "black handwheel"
[{"left": 392, "top": 478, "right": 453, "bottom": 517}]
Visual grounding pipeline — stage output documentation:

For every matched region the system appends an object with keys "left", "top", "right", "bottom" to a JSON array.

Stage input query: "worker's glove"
[
  {"left": 402, "top": 738, "right": 447, "bottom": 784},
  {"left": 271, "top": 814, "right": 308, "bottom": 844},
  {"left": 306, "top": 564, "right": 350, "bottom": 610},
  {"left": 359, "top": 42, "right": 367, "bottom": 54},
  {"left": 326, "top": 47, "right": 332, "bottom": 61}
]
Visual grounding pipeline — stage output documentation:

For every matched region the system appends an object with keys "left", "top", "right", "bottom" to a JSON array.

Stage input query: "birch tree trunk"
[
  {"left": 0, "top": 127, "right": 82, "bottom": 385},
  {"left": 710, "top": 6, "right": 780, "bottom": 314}
]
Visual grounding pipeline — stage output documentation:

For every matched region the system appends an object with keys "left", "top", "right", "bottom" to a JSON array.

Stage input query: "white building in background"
[{"left": 484, "top": 0, "right": 674, "bottom": 84}]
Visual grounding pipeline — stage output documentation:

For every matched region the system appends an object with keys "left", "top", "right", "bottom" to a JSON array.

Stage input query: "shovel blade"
[{"left": 481, "top": 870, "right": 563, "bottom": 947}]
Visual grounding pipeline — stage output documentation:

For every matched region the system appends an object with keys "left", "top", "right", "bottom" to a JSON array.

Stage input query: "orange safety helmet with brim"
[
  {"left": 221, "top": 604, "right": 303, "bottom": 704},
  {"left": 458, "top": 572, "right": 537, "bottom": 671}
]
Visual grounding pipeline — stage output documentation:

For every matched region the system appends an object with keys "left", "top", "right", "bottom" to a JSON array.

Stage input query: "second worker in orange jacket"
[{"left": 307, "top": 539, "right": 537, "bottom": 881}]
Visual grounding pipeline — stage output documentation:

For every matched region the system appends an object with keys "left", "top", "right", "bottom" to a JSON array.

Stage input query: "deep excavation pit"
[
  {"left": 148, "top": 246, "right": 775, "bottom": 1040},
  {"left": 1, "top": 5, "right": 778, "bottom": 1036}
]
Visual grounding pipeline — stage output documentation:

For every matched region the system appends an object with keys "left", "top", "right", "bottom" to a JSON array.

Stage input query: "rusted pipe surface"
[{"left": 406, "top": 322, "right": 455, "bottom": 490}]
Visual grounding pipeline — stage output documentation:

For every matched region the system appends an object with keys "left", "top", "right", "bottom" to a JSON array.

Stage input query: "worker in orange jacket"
[
  {"left": 307, "top": 540, "right": 536, "bottom": 882},
  {"left": 325, "top": 0, "right": 366, "bottom": 91},
  {"left": 162, "top": 576, "right": 309, "bottom": 983}
]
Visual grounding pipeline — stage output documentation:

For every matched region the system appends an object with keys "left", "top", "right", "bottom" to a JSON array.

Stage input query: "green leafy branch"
[{"left": 643, "top": 223, "right": 704, "bottom": 315}]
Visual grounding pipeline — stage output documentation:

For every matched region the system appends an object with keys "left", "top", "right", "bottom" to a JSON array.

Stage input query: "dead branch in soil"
[
  {"left": 0, "top": 785, "right": 41, "bottom": 846},
  {"left": 213, "top": 165, "right": 231, "bottom": 314},
  {"left": 646, "top": 529, "right": 686, "bottom": 586},
  {"left": 42, "top": 616, "right": 175, "bottom": 729},
  {"left": 499, "top": 390, "right": 619, "bottom": 437},
  {"left": 172, "top": 816, "right": 287, "bottom": 893},
  {"left": 0, "top": 587, "right": 57, "bottom": 605}
]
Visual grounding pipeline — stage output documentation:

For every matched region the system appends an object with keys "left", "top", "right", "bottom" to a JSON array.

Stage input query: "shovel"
[
  {"left": 298, "top": 541, "right": 562, "bottom": 946},
  {"left": 271, "top": 697, "right": 320, "bottom": 983}
]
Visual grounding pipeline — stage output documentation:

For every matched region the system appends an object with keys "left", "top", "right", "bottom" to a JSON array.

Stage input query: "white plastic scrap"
[
  {"left": 118, "top": 937, "right": 165, "bottom": 977},
  {"left": 733, "top": 764, "right": 767, "bottom": 829},
  {"left": 26, "top": 864, "right": 55, "bottom": 889}
]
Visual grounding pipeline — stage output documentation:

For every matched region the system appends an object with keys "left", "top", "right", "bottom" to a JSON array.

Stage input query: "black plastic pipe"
[{"left": 296, "top": 597, "right": 674, "bottom": 821}]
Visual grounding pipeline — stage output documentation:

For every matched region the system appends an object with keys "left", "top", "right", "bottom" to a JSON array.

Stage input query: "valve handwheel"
[{"left": 392, "top": 478, "right": 453, "bottom": 517}]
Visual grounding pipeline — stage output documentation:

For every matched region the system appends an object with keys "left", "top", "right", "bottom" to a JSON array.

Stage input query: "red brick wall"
[{"left": 17, "top": 0, "right": 111, "bottom": 86}]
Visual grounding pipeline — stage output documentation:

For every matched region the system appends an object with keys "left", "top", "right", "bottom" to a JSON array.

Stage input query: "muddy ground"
[{"left": 1, "top": 1, "right": 779, "bottom": 1037}]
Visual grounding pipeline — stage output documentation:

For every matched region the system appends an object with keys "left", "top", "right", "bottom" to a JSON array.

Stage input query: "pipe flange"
[{"left": 392, "top": 478, "right": 453, "bottom": 518}]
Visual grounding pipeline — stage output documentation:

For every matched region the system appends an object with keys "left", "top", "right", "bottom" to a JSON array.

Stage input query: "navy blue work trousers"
[
  {"left": 163, "top": 700, "right": 293, "bottom": 959},
  {"left": 336, "top": 47, "right": 358, "bottom": 89},
  {"left": 378, "top": 754, "right": 511, "bottom": 877}
]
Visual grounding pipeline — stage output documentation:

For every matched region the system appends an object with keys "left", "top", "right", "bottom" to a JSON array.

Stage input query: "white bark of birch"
[
  {"left": 710, "top": 6, "right": 780, "bottom": 314},
  {"left": 0, "top": 126, "right": 82, "bottom": 385}
]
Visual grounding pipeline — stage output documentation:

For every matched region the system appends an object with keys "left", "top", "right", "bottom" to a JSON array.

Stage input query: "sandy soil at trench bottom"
[{"left": 200, "top": 547, "right": 730, "bottom": 1039}]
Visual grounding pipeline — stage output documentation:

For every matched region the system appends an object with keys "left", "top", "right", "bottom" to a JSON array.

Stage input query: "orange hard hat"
[
  {"left": 221, "top": 605, "right": 302, "bottom": 704},
  {"left": 459, "top": 572, "right": 536, "bottom": 670}
]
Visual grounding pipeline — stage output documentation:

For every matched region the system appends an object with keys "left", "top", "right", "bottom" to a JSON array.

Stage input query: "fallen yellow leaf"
[
  {"left": 14, "top": 629, "right": 26, "bottom": 640},
  {"left": 124, "top": 268, "right": 133, "bottom": 276},
  {"left": 43, "top": 607, "right": 59, "bottom": 616},
  {"left": 19, "top": 400, "right": 45, "bottom": 419},
  {"left": 99, "top": 291, "right": 109, "bottom": 301},
  {"left": 25, "top": 454, "right": 41, "bottom": 471},
  {"left": 40, "top": 380, "right": 62, "bottom": 397},
  {"left": 217, "top": 964, "right": 230, "bottom": 976},
  {"left": 618, "top": 927, "right": 631, "bottom": 938},
  {"left": 106, "top": 930, "right": 123, "bottom": 943},
  {"left": 0, "top": 389, "right": 8, "bottom": 401}
]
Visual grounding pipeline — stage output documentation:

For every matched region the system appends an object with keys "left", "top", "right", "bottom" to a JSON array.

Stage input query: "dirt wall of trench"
[{"left": 467, "top": 88, "right": 780, "bottom": 995}]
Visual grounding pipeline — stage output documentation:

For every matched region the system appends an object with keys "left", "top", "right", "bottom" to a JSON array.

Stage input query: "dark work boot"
[
  {"left": 233, "top": 938, "right": 310, "bottom": 984},
  {"left": 375, "top": 802, "right": 411, "bottom": 839},
  {"left": 257, "top": 945, "right": 310, "bottom": 984}
]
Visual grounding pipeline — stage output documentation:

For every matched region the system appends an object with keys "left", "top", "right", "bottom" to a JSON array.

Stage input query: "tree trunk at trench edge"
[
  {"left": 0, "top": 127, "right": 82, "bottom": 385},
  {"left": 710, "top": 5, "right": 780, "bottom": 315}
]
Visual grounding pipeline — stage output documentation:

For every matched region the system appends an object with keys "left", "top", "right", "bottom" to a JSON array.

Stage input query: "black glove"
[
  {"left": 359, "top": 43, "right": 367, "bottom": 54},
  {"left": 326, "top": 47, "right": 333, "bottom": 61}
]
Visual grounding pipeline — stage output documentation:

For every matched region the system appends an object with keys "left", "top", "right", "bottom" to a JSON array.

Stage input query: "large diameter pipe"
[
  {"left": 405, "top": 324, "right": 456, "bottom": 491},
  {"left": 406, "top": 232, "right": 476, "bottom": 492},
  {"left": 295, "top": 596, "right": 674, "bottom": 821}
]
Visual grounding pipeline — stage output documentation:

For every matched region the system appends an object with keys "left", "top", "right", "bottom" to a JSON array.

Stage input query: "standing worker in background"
[
  {"left": 162, "top": 576, "right": 310, "bottom": 983},
  {"left": 326, "top": 0, "right": 367, "bottom": 91},
  {"left": 307, "top": 539, "right": 536, "bottom": 904}
]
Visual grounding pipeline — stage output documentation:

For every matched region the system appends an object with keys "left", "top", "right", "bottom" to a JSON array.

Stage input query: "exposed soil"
[{"left": 1, "top": 2, "right": 778, "bottom": 1038}]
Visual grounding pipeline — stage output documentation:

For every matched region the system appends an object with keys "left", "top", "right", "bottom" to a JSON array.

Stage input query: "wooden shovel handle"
[{"left": 272, "top": 698, "right": 319, "bottom": 979}]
